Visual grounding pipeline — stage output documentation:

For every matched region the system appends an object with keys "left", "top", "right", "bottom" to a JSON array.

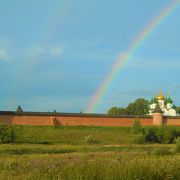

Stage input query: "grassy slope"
[{"left": 13, "top": 125, "right": 133, "bottom": 145}]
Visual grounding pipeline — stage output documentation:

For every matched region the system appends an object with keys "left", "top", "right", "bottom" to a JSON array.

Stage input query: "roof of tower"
[
  {"left": 16, "top": 105, "right": 23, "bottom": 112},
  {"left": 165, "top": 98, "right": 168, "bottom": 105},
  {"left": 150, "top": 98, "right": 154, "bottom": 104},
  {"left": 153, "top": 103, "right": 163, "bottom": 113},
  {"left": 156, "top": 91, "right": 165, "bottom": 100}
]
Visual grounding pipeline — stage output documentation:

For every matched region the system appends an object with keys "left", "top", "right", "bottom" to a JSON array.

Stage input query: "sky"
[{"left": 0, "top": 0, "right": 180, "bottom": 113}]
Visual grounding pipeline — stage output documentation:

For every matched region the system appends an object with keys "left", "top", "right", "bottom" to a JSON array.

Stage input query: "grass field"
[
  {"left": 0, "top": 125, "right": 180, "bottom": 179},
  {"left": 13, "top": 125, "right": 134, "bottom": 145},
  {"left": 0, "top": 148, "right": 179, "bottom": 179}
]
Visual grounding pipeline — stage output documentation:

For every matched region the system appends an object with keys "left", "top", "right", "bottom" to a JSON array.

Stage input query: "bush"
[
  {"left": 145, "top": 126, "right": 158, "bottom": 143},
  {"left": 132, "top": 119, "right": 144, "bottom": 135},
  {"left": 85, "top": 135, "right": 96, "bottom": 144},
  {"left": 0, "top": 125, "right": 15, "bottom": 143},
  {"left": 144, "top": 126, "right": 177, "bottom": 144},
  {"left": 175, "top": 137, "right": 180, "bottom": 153},
  {"left": 152, "top": 147, "right": 172, "bottom": 156},
  {"left": 133, "top": 134, "right": 145, "bottom": 144},
  {"left": 155, "top": 126, "right": 177, "bottom": 144}
]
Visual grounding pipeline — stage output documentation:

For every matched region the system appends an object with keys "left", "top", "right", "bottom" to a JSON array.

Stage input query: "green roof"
[
  {"left": 172, "top": 105, "right": 176, "bottom": 110},
  {"left": 167, "top": 97, "right": 173, "bottom": 104},
  {"left": 165, "top": 98, "right": 167, "bottom": 105},
  {"left": 150, "top": 97, "right": 157, "bottom": 104}
]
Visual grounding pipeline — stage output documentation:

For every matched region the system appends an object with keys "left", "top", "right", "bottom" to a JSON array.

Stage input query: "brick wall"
[
  {"left": 12, "top": 115, "right": 54, "bottom": 126},
  {"left": 0, "top": 112, "right": 153, "bottom": 126},
  {"left": 0, "top": 112, "right": 180, "bottom": 126},
  {"left": 165, "top": 117, "right": 180, "bottom": 126},
  {"left": 0, "top": 115, "right": 13, "bottom": 124},
  {"left": 55, "top": 116, "right": 153, "bottom": 127}
]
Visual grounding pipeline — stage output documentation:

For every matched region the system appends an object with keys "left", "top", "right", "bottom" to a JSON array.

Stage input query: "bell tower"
[
  {"left": 156, "top": 91, "right": 165, "bottom": 110},
  {"left": 152, "top": 103, "right": 164, "bottom": 126}
]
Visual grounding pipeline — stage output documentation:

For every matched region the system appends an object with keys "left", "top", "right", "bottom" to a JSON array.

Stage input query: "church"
[{"left": 149, "top": 92, "right": 176, "bottom": 116}]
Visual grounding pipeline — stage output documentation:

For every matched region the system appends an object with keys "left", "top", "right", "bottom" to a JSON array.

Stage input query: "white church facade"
[{"left": 149, "top": 92, "right": 177, "bottom": 116}]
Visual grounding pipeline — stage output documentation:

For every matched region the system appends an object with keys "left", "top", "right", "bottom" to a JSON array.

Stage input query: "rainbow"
[{"left": 86, "top": 0, "right": 180, "bottom": 113}]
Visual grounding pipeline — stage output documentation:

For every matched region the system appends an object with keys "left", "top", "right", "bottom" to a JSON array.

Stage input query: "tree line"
[
  {"left": 107, "top": 98, "right": 149, "bottom": 115},
  {"left": 107, "top": 98, "right": 180, "bottom": 115}
]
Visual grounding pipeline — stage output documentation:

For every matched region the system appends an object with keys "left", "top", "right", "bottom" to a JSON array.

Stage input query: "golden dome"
[{"left": 156, "top": 91, "right": 165, "bottom": 100}]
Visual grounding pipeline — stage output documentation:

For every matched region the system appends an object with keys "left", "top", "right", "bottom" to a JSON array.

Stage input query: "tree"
[
  {"left": 126, "top": 98, "right": 149, "bottom": 115},
  {"left": 107, "top": 107, "right": 127, "bottom": 115},
  {"left": 107, "top": 98, "right": 149, "bottom": 115},
  {"left": 107, "top": 107, "right": 119, "bottom": 115},
  {"left": 176, "top": 107, "right": 180, "bottom": 114},
  {"left": 132, "top": 119, "right": 144, "bottom": 135}
]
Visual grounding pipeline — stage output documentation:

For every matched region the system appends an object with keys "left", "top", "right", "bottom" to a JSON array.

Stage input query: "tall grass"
[
  {"left": 0, "top": 143, "right": 176, "bottom": 155},
  {"left": 0, "top": 125, "right": 179, "bottom": 179},
  {"left": 0, "top": 152, "right": 179, "bottom": 179}
]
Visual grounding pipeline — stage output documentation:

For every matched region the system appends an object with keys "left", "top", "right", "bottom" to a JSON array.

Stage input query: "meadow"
[
  {"left": 0, "top": 125, "right": 180, "bottom": 179},
  {"left": 12, "top": 125, "right": 134, "bottom": 145}
]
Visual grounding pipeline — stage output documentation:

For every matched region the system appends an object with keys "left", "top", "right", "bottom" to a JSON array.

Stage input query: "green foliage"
[
  {"left": 0, "top": 151, "right": 179, "bottom": 179},
  {"left": 133, "top": 134, "right": 145, "bottom": 144},
  {"left": 132, "top": 125, "right": 179, "bottom": 144},
  {"left": 107, "top": 98, "right": 149, "bottom": 115},
  {"left": 0, "top": 143, "right": 175, "bottom": 155},
  {"left": 126, "top": 98, "right": 149, "bottom": 115},
  {"left": 175, "top": 137, "right": 180, "bottom": 153},
  {"left": 107, "top": 107, "right": 127, "bottom": 115},
  {"left": 107, "top": 107, "right": 118, "bottom": 115},
  {"left": 132, "top": 119, "right": 144, "bottom": 135},
  {"left": 144, "top": 126, "right": 178, "bottom": 144},
  {"left": 176, "top": 107, "right": 180, "bottom": 114},
  {"left": 132, "top": 120, "right": 145, "bottom": 144},
  {"left": 0, "top": 125, "right": 15, "bottom": 143},
  {"left": 11, "top": 125, "right": 133, "bottom": 145},
  {"left": 145, "top": 126, "right": 159, "bottom": 142},
  {"left": 152, "top": 147, "right": 173, "bottom": 156},
  {"left": 85, "top": 135, "right": 96, "bottom": 144},
  {"left": 155, "top": 126, "right": 177, "bottom": 144}
]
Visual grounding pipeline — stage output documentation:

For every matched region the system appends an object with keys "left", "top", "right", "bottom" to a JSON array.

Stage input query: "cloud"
[
  {"left": 0, "top": 48, "right": 9, "bottom": 62},
  {"left": 32, "top": 47, "right": 45, "bottom": 55},
  {"left": 30, "top": 45, "right": 64, "bottom": 58},
  {"left": 172, "top": 84, "right": 180, "bottom": 90},
  {"left": 0, "top": 36, "right": 15, "bottom": 62},
  {"left": 49, "top": 46, "right": 64, "bottom": 57}
]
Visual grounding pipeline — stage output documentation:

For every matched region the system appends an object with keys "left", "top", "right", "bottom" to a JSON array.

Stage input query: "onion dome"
[
  {"left": 167, "top": 97, "right": 173, "bottom": 104},
  {"left": 156, "top": 91, "right": 165, "bottom": 100}
]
